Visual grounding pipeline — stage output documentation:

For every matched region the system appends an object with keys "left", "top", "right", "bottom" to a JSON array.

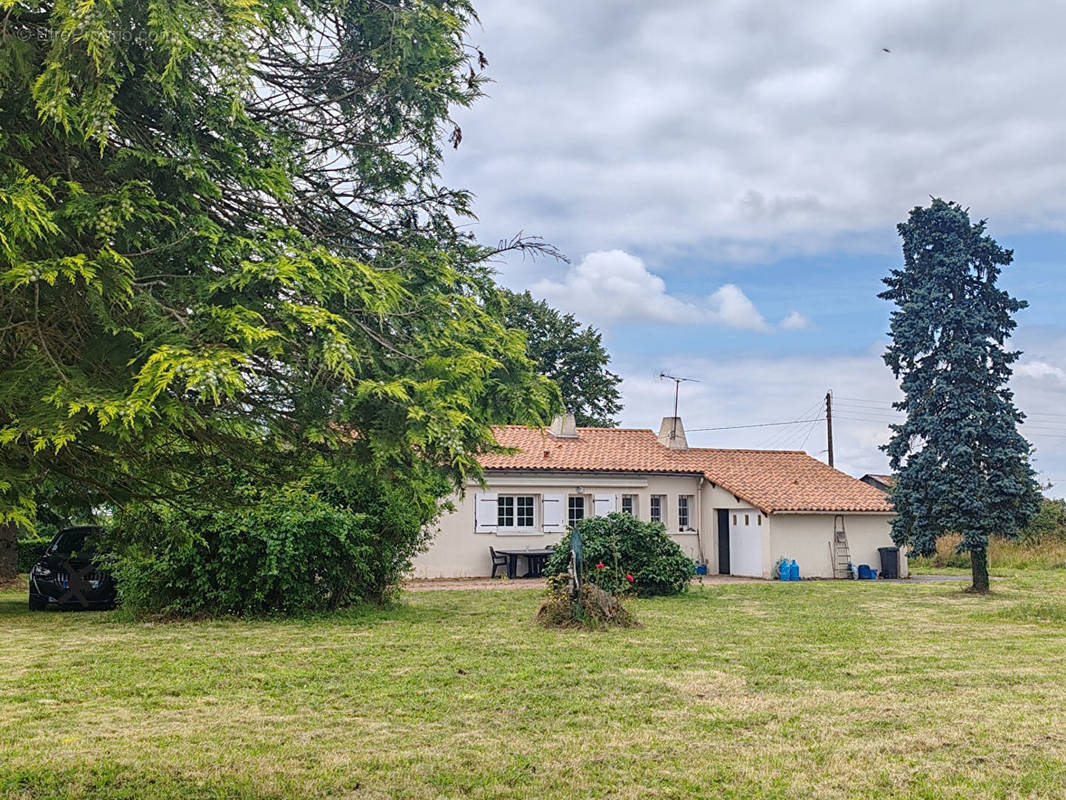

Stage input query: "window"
[
  {"left": 621, "top": 494, "right": 636, "bottom": 515},
  {"left": 744, "top": 514, "right": 750, "bottom": 526},
  {"left": 650, "top": 495, "right": 665, "bottom": 523},
  {"left": 498, "top": 495, "right": 535, "bottom": 529},
  {"left": 678, "top": 496, "right": 691, "bottom": 530},
  {"left": 757, "top": 515, "right": 762, "bottom": 526},
  {"left": 517, "top": 496, "right": 534, "bottom": 527},
  {"left": 732, "top": 514, "right": 737, "bottom": 525},
  {"left": 498, "top": 496, "right": 514, "bottom": 528},
  {"left": 568, "top": 496, "right": 585, "bottom": 529}
]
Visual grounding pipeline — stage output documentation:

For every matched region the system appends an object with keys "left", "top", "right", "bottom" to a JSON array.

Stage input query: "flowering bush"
[{"left": 543, "top": 512, "right": 695, "bottom": 596}]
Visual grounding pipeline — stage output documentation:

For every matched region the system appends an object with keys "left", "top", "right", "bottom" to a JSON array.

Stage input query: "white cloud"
[
  {"left": 531, "top": 250, "right": 792, "bottom": 332},
  {"left": 443, "top": 0, "right": 1066, "bottom": 261},
  {"left": 1015, "top": 360, "right": 1066, "bottom": 383},
  {"left": 780, "top": 310, "right": 813, "bottom": 330},
  {"left": 531, "top": 250, "right": 697, "bottom": 324},
  {"left": 706, "top": 284, "right": 771, "bottom": 332},
  {"left": 617, "top": 352, "right": 901, "bottom": 477},
  {"left": 614, "top": 337, "right": 1066, "bottom": 496}
]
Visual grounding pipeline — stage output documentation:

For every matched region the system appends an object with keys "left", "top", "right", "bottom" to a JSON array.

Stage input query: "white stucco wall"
[
  {"left": 766, "top": 513, "right": 906, "bottom": 580},
  {"left": 697, "top": 483, "right": 760, "bottom": 576},
  {"left": 412, "top": 471, "right": 706, "bottom": 578},
  {"left": 411, "top": 471, "right": 901, "bottom": 580}
]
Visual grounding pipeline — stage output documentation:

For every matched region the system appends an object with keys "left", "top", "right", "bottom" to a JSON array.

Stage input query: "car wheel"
[{"left": 28, "top": 594, "right": 48, "bottom": 611}]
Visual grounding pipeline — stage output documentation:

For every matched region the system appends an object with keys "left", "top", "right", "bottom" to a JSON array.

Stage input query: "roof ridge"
[
  {"left": 491, "top": 425, "right": 655, "bottom": 432},
  {"left": 681, "top": 447, "right": 806, "bottom": 455},
  {"left": 481, "top": 425, "right": 893, "bottom": 514},
  {"left": 576, "top": 427, "right": 654, "bottom": 432}
]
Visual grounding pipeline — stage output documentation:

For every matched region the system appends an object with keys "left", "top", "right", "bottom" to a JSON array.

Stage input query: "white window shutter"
[
  {"left": 594, "top": 493, "right": 616, "bottom": 517},
  {"left": 542, "top": 494, "right": 565, "bottom": 532},
  {"left": 474, "top": 492, "right": 499, "bottom": 533}
]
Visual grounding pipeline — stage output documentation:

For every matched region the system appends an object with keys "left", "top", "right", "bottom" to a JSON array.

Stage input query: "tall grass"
[
  {"left": 908, "top": 499, "right": 1066, "bottom": 571},
  {"left": 912, "top": 533, "right": 1066, "bottom": 571}
]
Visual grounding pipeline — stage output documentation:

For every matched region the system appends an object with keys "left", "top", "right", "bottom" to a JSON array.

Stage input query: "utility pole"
[
  {"left": 825, "top": 390, "right": 834, "bottom": 468},
  {"left": 659, "top": 373, "right": 699, "bottom": 442}
]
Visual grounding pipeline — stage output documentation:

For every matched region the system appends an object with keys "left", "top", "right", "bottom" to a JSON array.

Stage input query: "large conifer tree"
[
  {"left": 0, "top": 1, "right": 558, "bottom": 526},
  {"left": 881, "top": 199, "right": 1041, "bottom": 592}
]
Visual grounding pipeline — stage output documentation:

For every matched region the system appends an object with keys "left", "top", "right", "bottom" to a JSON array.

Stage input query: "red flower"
[
  {"left": 596, "top": 562, "right": 605, "bottom": 570},
  {"left": 626, "top": 573, "right": 634, "bottom": 582}
]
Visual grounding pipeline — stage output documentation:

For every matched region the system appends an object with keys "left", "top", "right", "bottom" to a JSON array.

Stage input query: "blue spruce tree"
[{"left": 881, "top": 199, "right": 1042, "bottom": 592}]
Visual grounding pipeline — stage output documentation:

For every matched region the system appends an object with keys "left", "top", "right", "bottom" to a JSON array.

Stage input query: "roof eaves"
[{"left": 701, "top": 470, "right": 773, "bottom": 515}]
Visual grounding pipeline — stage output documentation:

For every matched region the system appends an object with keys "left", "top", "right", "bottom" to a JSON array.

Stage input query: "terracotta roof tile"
[{"left": 482, "top": 426, "right": 892, "bottom": 515}]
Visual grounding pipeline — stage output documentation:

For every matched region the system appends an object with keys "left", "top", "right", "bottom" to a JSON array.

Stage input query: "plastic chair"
[{"left": 489, "top": 547, "right": 509, "bottom": 579}]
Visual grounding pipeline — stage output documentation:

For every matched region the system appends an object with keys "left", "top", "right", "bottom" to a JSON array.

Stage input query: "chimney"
[
  {"left": 548, "top": 411, "right": 579, "bottom": 438},
  {"left": 657, "top": 416, "right": 688, "bottom": 450}
]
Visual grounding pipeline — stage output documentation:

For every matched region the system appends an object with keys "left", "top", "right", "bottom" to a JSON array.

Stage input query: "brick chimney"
[
  {"left": 657, "top": 416, "right": 688, "bottom": 450},
  {"left": 548, "top": 411, "right": 579, "bottom": 438}
]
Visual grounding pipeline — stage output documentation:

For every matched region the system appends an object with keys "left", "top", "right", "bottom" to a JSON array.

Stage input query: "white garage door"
[{"left": 729, "top": 510, "right": 763, "bottom": 577}]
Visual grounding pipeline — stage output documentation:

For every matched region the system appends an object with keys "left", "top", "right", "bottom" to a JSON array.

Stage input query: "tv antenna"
[{"left": 659, "top": 372, "right": 699, "bottom": 441}]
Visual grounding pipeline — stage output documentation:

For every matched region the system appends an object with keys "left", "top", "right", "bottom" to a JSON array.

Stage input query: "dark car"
[{"left": 28, "top": 526, "right": 117, "bottom": 611}]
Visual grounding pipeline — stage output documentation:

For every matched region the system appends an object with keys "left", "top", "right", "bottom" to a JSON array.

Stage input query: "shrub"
[
  {"left": 1020, "top": 499, "right": 1066, "bottom": 543},
  {"left": 17, "top": 536, "right": 51, "bottom": 573},
  {"left": 108, "top": 469, "right": 441, "bottom": 616},
  {"left": 536, "top": 574, "right": 637, "bottom": 629},
  {"left": 543, "top": 512, "right": 694, "bottom": 596}
]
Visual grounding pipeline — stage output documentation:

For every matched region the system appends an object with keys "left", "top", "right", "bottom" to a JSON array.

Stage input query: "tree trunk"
[
  {"left": 970, "top": 547, "right": 990, "bottom": 593},
  {"left": 0, "top": 523, "right": 17, "bottom": 582}
]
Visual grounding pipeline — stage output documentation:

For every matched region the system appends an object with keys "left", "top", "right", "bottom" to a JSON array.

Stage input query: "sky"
[{"left": 440, "top": 0, "right": 1066, "bottom": 492}]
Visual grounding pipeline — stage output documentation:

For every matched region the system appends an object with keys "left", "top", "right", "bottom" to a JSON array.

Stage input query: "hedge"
[{"left": 18, "top": 537, "right": 50, "bottom": 573}]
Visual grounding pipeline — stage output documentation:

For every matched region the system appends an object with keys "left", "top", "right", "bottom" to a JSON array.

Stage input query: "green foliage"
[
  {"left": 17, "top": 535, "right": 49, "bottom": 573},
  {"left": 0, "top": 0, "right": 559, "bottom": 527},
  {"left": 109, "top": 464, "right": 441, "bottom": 616},
  {"left": 1020, "top": 498, "right": 1066, "bottom": 543},
  {"left": 543, "top": 512, "right": 694, "bottom": 596},
  {"left": 501, "top": 289, "right": 622, "bottom": 427},
  {"left": 880, "top": 199, "right": 1042, "bottom": 571}
]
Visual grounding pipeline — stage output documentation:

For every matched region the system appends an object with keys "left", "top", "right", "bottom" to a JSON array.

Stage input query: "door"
[
  {"left": 728, "top": 510, "right": 763, "bottom": 577},
  {"left": 716, "top": 509, "right": 730, "bottom": 574}
]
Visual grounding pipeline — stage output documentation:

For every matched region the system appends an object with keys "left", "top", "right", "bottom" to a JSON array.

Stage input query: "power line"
[
  {"left": 835, "top": 420, "right": 903, "bottom": 426},
  {"left": 762, "top": 396, "right": 826, "bottom": 448},
  {"left": 798, "top": 416, "right": 821, "bottom": 450},
  {"left": 687, "top": 417, "right": 825, "bottom": 433},
  {"left": 834, "top": 395, "right": 901, "bottom": 405}
]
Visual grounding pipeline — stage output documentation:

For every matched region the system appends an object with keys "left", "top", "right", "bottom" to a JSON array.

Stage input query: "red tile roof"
[{"left": 482, "top": 425, "right": 892, "bottom": 515}]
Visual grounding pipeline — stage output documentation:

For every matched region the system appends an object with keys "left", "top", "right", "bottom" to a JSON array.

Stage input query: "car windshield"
[{"left": 48, "top": 529, "right": 95, "bottom": 556}]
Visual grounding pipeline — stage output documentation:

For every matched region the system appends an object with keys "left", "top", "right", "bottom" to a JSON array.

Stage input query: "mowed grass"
[{"left": 3, "top": 575, "right": 1066, "bottom": 799}]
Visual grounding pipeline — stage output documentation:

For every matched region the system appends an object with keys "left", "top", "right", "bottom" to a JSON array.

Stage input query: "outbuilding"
[{"left": 413, "top": 414, "right": 903, "bottom": 580}]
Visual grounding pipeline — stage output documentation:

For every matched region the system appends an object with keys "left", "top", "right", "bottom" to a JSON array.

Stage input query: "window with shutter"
[
  {"left": 474, "top": 492, "right": 499, "bottom": 533},
  {"left": 542, "top": 494, "right": 565, "bottom": 531}
]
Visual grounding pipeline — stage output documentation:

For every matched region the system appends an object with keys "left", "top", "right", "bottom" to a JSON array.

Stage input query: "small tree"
[
  {"left": 880, "top": 199, "right": 1042, "bottom": 592},
  {"left": 501, "top": 290, "right": 623, "bottom": 427}
]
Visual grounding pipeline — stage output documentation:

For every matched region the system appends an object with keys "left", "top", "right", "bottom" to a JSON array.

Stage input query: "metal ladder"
[{"left": 832, "top": 514, "right": 852, "bottom": 579}]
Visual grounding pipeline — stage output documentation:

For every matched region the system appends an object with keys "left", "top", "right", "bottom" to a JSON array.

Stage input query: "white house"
[{"left": 413, "top": 414, "right": 904, "bottom": 580}]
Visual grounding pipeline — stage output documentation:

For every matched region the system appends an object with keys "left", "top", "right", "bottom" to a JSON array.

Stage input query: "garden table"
[{"left": 493, "top": 548, "right": 555, "bottom": 579}]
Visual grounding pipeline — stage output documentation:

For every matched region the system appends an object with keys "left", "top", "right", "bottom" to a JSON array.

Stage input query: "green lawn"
[{"left": 3, "top": 574, "right": 1066, "bottom": 799}]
